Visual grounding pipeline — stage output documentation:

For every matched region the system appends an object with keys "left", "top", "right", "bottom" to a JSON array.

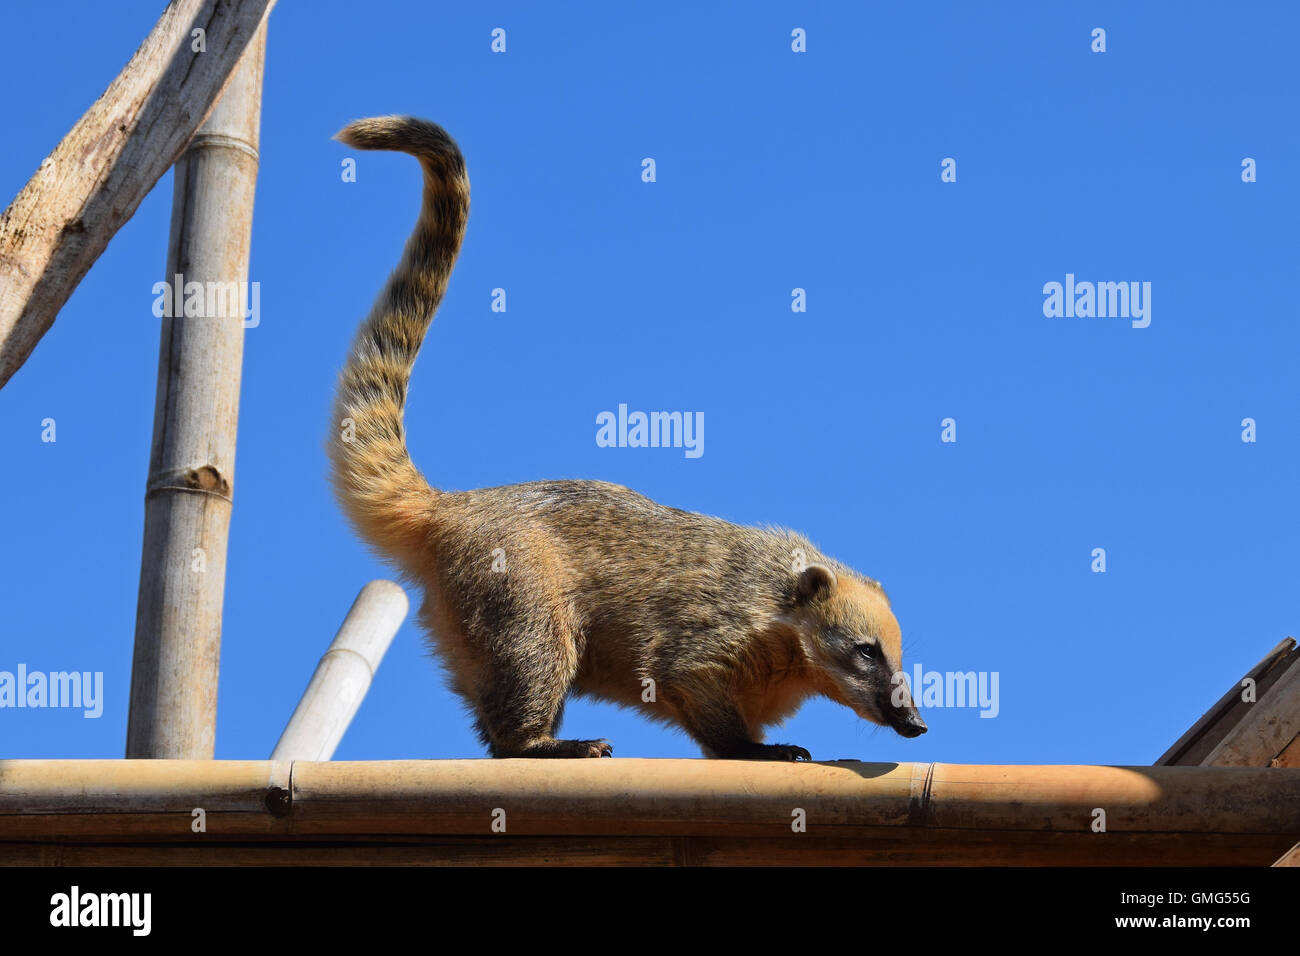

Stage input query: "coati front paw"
[
  {"left": 711, "top": 742, "right": 812, "bottom": 761},
  {"left": 758, "top": 743, "right": 812, "bottom": 762},
  {"left": 575, "top": 738, "right": 614, "bottom": 758},
  {"left": 496, "top": 737, "right": 614, "bottom": 758}
]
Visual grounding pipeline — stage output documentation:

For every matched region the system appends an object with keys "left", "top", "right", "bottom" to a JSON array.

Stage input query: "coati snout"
[
  {"left": 789, "top": 563, "right": 928, "bottom": 740},
  {"left": 329, "top": 116, "right": 928, "bottom": 760}
]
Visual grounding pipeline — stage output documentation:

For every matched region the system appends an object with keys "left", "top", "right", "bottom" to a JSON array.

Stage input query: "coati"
[{"left": 330, "top": 116, "right": 928, "bottom": 759}]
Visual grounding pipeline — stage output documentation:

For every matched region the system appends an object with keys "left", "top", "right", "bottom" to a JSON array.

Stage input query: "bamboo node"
[
  {"left": 264, "top": 786, "right": 291, "bottom": 818},
  {"left": 907, "top": 762, "right": 937, "bottom": 826},
  {"left": 143, "top": 465, "right": 233, "bottom": 502},
  {"left": 185, "top": 464, "right": 230, "bottom": 494},
  {"left": 187, "top": 131, "right": 260, "bottom": 162}
]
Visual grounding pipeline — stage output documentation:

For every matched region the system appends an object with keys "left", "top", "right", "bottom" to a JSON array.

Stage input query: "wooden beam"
[
  {"left": 126, "top": 17, "right": 269, "bottom": 759},
  {"left": 1156, "top": 636, "right": 1298, "bottom": 766},
  {"left": 0, "top": 760, "right": 1296, "bottom": 866},
  {"left": 0, "top": 0, "right": 276, "bottom": 389},
  {"left": 271, "top": 581, "right": 408, "bottom": 760},
  {"left": 1274, "top": 841, "right": 1300, "bottom": 867},
  {"left": 3, "top": 832, "right": 1292, "bottom": 867},
  {"left": 1273, "top": 734, "right": 1300, "bottom": 768},
  {"left": 1202, "top": 651, "right": 1300, "bottom": 766}
]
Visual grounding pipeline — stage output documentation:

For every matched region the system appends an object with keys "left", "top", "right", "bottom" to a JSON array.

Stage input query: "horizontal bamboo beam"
[{"left": 0, "top": 760, "right": 1296, "bottom": 865}]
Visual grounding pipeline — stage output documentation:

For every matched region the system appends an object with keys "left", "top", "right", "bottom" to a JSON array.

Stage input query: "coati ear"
[{"left": 796, "top": 563, "right": 837, "bottom": 603}]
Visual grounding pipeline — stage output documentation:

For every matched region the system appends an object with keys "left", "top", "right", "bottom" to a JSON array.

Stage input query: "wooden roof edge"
[{"left": 1156, "top": 635, "right": 1298, "bottom": 766}]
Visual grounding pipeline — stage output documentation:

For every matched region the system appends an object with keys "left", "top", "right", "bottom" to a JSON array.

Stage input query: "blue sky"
[{"left": 1, "top": 1, "right": 1296, "bottom": 765}]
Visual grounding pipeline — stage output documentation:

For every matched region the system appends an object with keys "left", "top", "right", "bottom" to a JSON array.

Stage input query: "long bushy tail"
[{"left": 329, "top": 116, "right": 469, "bottom": 567}]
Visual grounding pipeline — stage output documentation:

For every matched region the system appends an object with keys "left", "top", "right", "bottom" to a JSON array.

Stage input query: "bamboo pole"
[
  {"left": 0, "top": 0, "right": 275, "bottom": 389},
  {"left": 3, "top": 760, "right": 1297, "bottom": 865},
  {"left": 271, "top": 581, "right": 409, "bottom": 760},
  {"left": 125, "top": 19, "right": 269, "bottom": 759},
  {"left": 0, "top": 761, "right": 1296, "bottom": 849}
]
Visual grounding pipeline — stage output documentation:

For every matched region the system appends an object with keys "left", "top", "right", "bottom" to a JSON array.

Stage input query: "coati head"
[{"left": 788, "top": 563, "right": 928, "bottom": 738}]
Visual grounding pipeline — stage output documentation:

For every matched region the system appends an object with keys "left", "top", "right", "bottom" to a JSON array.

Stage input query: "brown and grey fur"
[{"left": 330, "top": 116, "right": 927, "bottom": 760}]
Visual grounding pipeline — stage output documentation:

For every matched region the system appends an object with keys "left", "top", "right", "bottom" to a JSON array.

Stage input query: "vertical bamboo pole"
[
  {"left": 126, "top": 21, "right": 269, "bottom": 759},
  {"left": 271, "top": 581, "right": 409, "bottom": 761}
]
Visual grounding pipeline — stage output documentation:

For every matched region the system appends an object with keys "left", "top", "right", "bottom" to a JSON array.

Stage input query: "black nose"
[{"left": 897, "top": 713, "right": 928, "bottom": 738}]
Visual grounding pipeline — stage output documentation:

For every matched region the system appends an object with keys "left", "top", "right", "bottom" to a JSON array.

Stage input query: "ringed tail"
[{"left": 329, "top": 116, "right": 469, "bottom": 567}]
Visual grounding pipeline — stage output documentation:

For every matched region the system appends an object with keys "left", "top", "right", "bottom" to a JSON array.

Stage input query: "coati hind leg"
[
  {"left": 472, "top": 618, "right": 613, "bottom": 759},
  {"left": 669, "top": 687, "right": 811, "bottom": 761}
]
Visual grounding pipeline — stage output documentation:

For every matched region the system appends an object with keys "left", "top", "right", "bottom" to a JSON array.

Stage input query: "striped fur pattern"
[{"left": 330, "top": 116, "right": 468, "bottom": 566}]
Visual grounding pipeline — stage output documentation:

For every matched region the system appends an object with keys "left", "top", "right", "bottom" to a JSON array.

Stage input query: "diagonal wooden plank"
[
  {"left": 0, "top": 0, "right": 276, "bottom": 389},
  {"left": 1202, "top": 650, "right": 1300, "bottom": 766},
  {"left": 1155, "top": 636, "right": 1297, "bottom": 766}
]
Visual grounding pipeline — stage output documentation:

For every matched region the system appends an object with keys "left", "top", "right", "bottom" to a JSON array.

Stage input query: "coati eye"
[{"left": 856, "top": 643, "right": 877, "bottom": 661}]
